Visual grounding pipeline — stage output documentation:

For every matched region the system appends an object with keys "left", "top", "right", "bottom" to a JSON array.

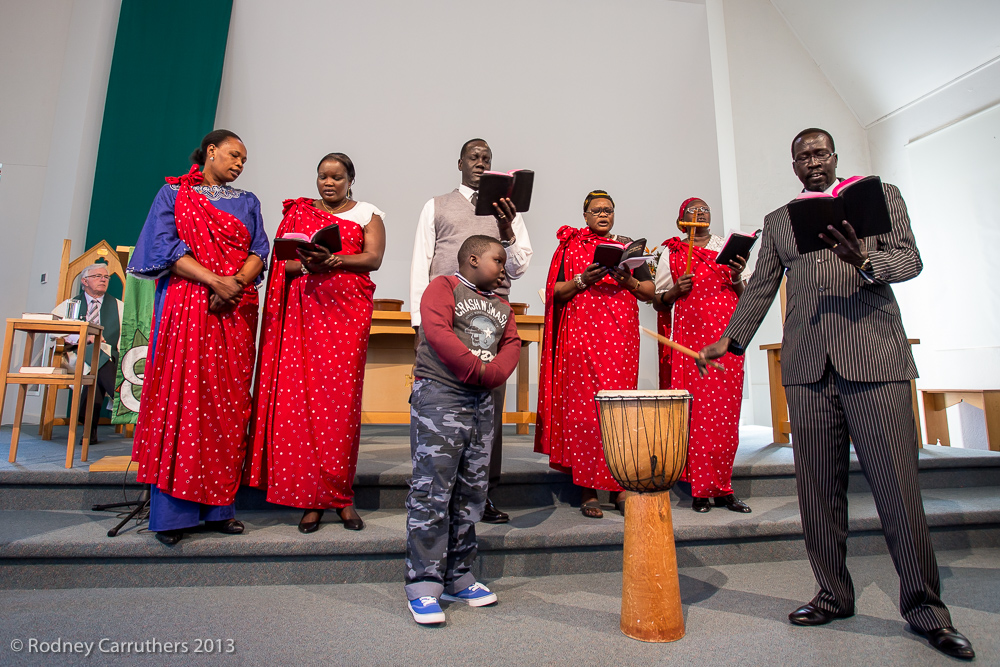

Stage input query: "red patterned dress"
[
  {"left": 662, "top": 235, "right": 744, "bottom": 498},
  {"left": 129, "top": 166, "right": 269, "bottom": 530},
  {"left": 535, "top": 226, "right": 642, "bottom": 491},
  {"left": 244, "top": 198, "right": 379, "bottom": 509}
]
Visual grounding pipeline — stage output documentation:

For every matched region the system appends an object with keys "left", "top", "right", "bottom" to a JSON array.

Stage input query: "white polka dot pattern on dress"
[
  {"left": 132, "top": 174, "right": 259, "bottom": 506},
  {"left": 244, "top": 198, "right": 376, "bottom": 510},
  {"left": 663, "top": 237, "right": 744, "bottom": 498}
]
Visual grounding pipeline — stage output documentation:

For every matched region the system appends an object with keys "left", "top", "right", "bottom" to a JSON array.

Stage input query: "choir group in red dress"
[{"left": 130, "top": 132, "right": 751, "bottom": 546}]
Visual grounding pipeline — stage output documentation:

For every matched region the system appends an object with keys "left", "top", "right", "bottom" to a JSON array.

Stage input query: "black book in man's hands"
[
  {"left": 474, "top": 169, "right": 534, "bottom": 216},
  {"left": 787, "top": 175, "right": 892, "bottom": 254},
  {"left": 715, "top": 229, "right": 760, "bottom": 266},
  {"left": 593, "top": 238, "right": 652, "bottom": 271},
  {"left": 272, "top": 223, "right": 342, "bottom": 262}
]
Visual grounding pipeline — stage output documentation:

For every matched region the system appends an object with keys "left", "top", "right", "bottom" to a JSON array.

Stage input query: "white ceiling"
[{"left": 770, "top": 0, "right": 1000, "bottom": 127}]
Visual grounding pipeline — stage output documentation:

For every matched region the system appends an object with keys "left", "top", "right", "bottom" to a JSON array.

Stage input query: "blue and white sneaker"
[
  {"left": 408, "top": 596, "right": 446, "bottom": 624},
  {"left": 441, "top": 582, "right": 498, "bottom": 607}
]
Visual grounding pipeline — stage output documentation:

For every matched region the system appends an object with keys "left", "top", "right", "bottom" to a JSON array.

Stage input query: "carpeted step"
[{"left": 2, "top": 487, "right": 998, "bottom": 590}]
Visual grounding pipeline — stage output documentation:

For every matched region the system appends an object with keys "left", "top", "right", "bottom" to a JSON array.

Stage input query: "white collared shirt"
[{"left": 409, "top": 183, "right": 532, "bottom": 327}]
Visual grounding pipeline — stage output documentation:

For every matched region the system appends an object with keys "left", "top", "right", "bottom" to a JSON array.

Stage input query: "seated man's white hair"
[{"left": 80, "top": 263, "right": 109, "bottom": 280}]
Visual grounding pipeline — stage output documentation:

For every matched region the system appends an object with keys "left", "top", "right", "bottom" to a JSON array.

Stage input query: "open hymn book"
[
  {"left": 593, "top": 238, "right": 652, "bottom": 271},
  {"left": 475, "top": 169, "right": 534, "bottom": 216},
  {"left": 273, "top": 224, "right": 342, "bottom": 262},
  {"left": 787, "top": 175, "right": 892, "bottom": 254}
]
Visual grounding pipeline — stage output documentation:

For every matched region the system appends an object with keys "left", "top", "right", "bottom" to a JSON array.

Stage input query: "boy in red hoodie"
[{"left": 404, "top": 235, "right": 521, "bottom": 625}]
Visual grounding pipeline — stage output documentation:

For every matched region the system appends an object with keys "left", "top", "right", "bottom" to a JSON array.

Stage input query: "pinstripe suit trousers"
[{"left": 785, "top": 362, "right": 952, "bottom": 631}]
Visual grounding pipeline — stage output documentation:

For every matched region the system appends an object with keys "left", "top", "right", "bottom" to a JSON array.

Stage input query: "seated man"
[{"left": 52, "top": 263, "right": 123, "bottom": 442}]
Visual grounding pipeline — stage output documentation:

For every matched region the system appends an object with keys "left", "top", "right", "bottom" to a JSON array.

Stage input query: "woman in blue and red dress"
[
  {"left": 245, "top": 153, "right": 385, "bottom": 533},
  {"left": 653, "top": 197, "right": 750, "bottom": 513},
  {"left": 129, "top": 130, "right": 269, "bottom": 545},
  {"left": 535, "top": 190, "right": 655, "bottom": 519}
]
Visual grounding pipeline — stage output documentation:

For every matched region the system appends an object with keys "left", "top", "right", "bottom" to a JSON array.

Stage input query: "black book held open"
[
  {"left": 474, "top": 169, "right": 534, "bottom": 216},
  {"left": 787, "top": 175, "right": 892, "bottom": 254},
  {"left": 593, "top": 238, "right": 651, "bottom": 271},
  {"left": 272, "top": 223, "right": 342, "bottom": 262},
  {"left": 715, "top": 229, "right": 760, "bottom": 266}
]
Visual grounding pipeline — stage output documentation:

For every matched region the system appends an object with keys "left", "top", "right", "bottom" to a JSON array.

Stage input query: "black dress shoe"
[
  {"left": 714, "top": 493, "right": 752, "bottom": 513},
  {"left": 788, "top": 603, "right": 854, "bottom": 626},
  {"left": 913, "top": 626, "right": 975, "bottom": 660},
  {"left": 692, "top": 497, "right": 711, "bottom": 513},
  {"left": 481, "top": 499, "right": 510, "bottom": 524},
  {"left": 298, "top": 509, "right": 324, "bottom": 534},
  {"left": 335, "top": 507, "right": 364, "bottom": 531},
  {"left": 205, "top": 519, "right": 244, "bottom": 534},
  {"left": 155, "top": 530, "right": 184, "bottom": 545}
]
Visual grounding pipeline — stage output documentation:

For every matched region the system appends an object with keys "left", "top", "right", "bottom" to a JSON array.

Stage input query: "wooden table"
[
  {"left": 760, "top": 339, "right": 922, "bottom": 446},
  {"left": 921, "top": 389, "right": 1000, "bottom": 452},
  {"left": 361, "top": 311, "right": 544, "bottom": 434},
  {"left": 1, "top": 318, "right": 103, "bottom": 467}
]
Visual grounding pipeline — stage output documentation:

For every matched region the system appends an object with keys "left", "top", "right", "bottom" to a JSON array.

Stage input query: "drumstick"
[{"left": 641, "top": 327, "right": 725, "bottom": 371}]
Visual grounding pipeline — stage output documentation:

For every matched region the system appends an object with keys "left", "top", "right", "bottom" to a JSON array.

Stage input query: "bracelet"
[
  {"left": 300, "top": 264, "right": 310, "bottom": 276},
  {"left": 573, "top": 274, "right": 587, "bottom": 290}
]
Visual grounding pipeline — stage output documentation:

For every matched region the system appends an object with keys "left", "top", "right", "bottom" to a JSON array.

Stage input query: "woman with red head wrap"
[{"left": 652, "top": 198, "right": 751, "bottom": 513}]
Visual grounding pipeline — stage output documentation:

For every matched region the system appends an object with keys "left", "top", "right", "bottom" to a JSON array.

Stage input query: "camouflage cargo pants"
[{"left": 404, "top": 378, "right": 494, "bottom": 600}]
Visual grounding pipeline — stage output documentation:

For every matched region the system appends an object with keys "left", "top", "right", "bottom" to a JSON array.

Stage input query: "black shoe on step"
[
  {"left": 298, "top": 509, "right": 324, "bottom": 534},
  {"left": 714, "top": 493, "right": 752, "bottom": 513},
  {"left": 155, "top": 530, "right": 184, "bottom": 545},
  {"left": 692, "top": 497, "right": 711, "bottom": 513},
  {"left": 335, "top": 507, "right": 364, "bottom": 531},
  {"left": 481, "top": 498, "right": 509, "bottom": 524},
  {"left": 205, "top": 519, "right": 244, "bottom": 534}
]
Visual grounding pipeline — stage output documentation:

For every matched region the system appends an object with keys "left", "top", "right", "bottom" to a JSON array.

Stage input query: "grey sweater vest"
[{"left": 428, "top": 190, "right": 511, "bottom": 296}]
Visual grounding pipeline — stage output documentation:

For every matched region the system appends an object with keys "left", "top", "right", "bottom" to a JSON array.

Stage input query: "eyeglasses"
[
  {"left": 793, "top": 150, "right": 834, "bottom": 165},
  {"left": 685, "top": 206, "right": 710, "bottom": 213},
  {"left": 587, "top": 208, "right": 614, "bottom": 217},
  {"left": 84, "top": 275, "right": 110, "bottom": 281}
]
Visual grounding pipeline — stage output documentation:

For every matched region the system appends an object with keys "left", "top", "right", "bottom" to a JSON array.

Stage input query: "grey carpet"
[{"left": 1, "top": 548, "right": 996, "bottom": 666}]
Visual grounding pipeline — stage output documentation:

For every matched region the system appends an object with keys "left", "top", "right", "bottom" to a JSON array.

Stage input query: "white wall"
[
  {"left": 215, "top": 0, "right": 724, "bottom": 398},
  {"left": 718, "top": 0, "right": 870, "bottom": 427},
  {"left": 0, "top": 0, "right": 119, "bottom": 423},
  {"left": 867, "top": 60, "right": 1000, "bottom": 444}
]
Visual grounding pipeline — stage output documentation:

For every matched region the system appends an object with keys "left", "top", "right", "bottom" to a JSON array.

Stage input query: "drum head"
[{"left": 595, "top": 389, "right": 692, "bottom": 400}]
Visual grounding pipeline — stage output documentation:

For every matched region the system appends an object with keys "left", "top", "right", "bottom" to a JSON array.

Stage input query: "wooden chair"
[{"left": 38, "top": 239, "right": 128, "bottom": 440}]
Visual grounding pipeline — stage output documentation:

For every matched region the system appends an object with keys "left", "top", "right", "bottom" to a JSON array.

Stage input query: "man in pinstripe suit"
[{"left": 701, "top": 129, "right": 973, "bottom": 660}]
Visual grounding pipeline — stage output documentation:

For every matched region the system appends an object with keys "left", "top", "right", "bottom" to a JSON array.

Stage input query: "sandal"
[{"left": 580, "top": 499, "right": 604, "bottom": 519}]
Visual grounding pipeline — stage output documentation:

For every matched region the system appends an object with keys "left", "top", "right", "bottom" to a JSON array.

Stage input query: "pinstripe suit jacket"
[{"left": 723, "top": 183, "right": 921, "bottom": 386}]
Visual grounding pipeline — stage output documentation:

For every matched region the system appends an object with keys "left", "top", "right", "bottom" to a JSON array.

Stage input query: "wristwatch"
[
  {"left": 858, "top": 257, "right": 873, "bottom": 273},
  {"left": 574, "top": 274, "right": 588, "bottom": 290},
  {"left": 300, "top": 264, "right": 310, "bottom": 276},
  {"left": 500, "top": 236, "right": 516, "bottom": 248}
]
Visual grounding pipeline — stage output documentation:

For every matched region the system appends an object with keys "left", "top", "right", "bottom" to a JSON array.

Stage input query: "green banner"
[
  {"left": 85, "top": 0, "right": 233, "bottom": 252},
  {"left": 112, "top": 249, "right": 156, "bottom": 424}
]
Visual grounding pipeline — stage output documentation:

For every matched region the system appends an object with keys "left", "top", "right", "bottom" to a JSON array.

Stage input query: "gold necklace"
[{"left": 319, "top": 198, "right": 349, "bottom": 214}]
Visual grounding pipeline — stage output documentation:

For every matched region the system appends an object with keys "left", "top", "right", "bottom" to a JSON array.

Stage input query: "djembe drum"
[{"left": 596, "top": 389, "right": 691, "bottom": 642}]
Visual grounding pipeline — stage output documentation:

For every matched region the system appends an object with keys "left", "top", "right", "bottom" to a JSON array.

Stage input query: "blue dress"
[{"left": 129, "top": 182, "right": 269, "bottom": 531}]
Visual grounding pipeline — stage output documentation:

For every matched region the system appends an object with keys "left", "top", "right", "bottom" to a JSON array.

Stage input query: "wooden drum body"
[{"left": 595, "top": 389, "right": 692, "bottom": 643}]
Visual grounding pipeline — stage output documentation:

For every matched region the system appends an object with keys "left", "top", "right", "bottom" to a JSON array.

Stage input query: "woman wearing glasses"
[
  {"left": 535, "top": 190, "right": 654, "bottom": 518},
  {"left": 653, "top": 198, "right": 750, "bottom": 513}
]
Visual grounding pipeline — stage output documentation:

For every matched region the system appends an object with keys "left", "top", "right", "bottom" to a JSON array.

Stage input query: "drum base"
[{"left": 620, "top": 490, "right": 685, "bottom": 643}]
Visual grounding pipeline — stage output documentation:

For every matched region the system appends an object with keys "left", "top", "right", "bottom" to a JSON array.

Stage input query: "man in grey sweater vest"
[{"left": 409, "top": 138, "right": 534, "bottom": 523}]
